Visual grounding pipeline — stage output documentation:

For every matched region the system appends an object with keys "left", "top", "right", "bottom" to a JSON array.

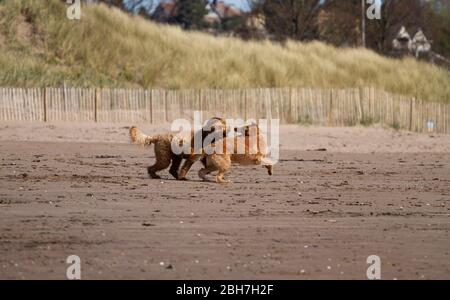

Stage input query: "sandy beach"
[{"left": 0, "top": 122, "right": 449, "bottom": 279}]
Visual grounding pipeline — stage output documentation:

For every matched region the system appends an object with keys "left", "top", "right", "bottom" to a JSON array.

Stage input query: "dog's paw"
[
  {"left": 170, "top": 171, "right": 180, "bottom": 180},
  {"left": 215, "top": 178, "right": 232, "bottom": 184}
]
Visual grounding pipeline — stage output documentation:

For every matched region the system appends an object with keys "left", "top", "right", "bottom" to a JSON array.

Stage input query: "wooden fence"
[{"left": 0, "top": 87, "right": 449, "bottom": 133}]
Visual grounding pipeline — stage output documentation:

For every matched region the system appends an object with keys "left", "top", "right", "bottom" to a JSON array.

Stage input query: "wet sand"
[{"left": 0, "top": 122, "right": 449, "bottom": 279}]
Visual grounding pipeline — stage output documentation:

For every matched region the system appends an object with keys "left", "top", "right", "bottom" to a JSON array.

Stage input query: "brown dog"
[
  {"left": 129, "top": 117, "right": 227, "bottom": 180},
  {"left": 198, "top": 124, "right": 274, "bottom": 183}
]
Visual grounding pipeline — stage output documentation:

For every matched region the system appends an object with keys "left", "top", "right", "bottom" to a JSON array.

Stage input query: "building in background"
[{"left": 392, "top": 26, "right": 432, "bottom": 58}]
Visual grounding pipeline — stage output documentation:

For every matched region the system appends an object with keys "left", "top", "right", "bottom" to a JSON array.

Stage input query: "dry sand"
[
  {"left": 0, "top": 122, "right": 449, "bottom": 279},
  {"left": 2, "top": 121, "right": 449, "bottom": 153}
]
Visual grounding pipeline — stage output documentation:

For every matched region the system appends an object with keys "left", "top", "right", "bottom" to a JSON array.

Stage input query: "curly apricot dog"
[
  {"left": 129, "top": 118, "right": 226, "bottom": 180},
  {"left": 198, "top": 124, "right": 275, "bottom": 183}
]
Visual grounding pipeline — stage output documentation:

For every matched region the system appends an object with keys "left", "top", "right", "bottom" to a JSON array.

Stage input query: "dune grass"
[{"left": 0, "top": 0, "right": 449, "bottom": 102}]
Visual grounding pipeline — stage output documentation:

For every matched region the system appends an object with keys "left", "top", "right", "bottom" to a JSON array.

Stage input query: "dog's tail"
[{"left": 129, "top": 126, "right": 157, "bottom": 146}]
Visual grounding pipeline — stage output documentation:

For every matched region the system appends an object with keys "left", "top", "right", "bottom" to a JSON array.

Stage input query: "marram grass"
[{"left": 0, "top": 0, "right": 449, "bottom": 102}]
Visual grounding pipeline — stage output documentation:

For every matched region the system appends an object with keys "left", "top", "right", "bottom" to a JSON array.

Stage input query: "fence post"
[
  {"left": 199, "top": 89, "right": 203, "bottom": 121},
  {"left": 328, "top": 89, "right": 333, "bottom": 126},
  {"left": 164, "top": 90, "right": 168, "bottom": 123},
  {"left": 95, "top": 87, "right": 100, "bottom": 122},
  {"left": 286, "top": 87, "right": 293, "bottom": 124},
  {"left": 358, "top": 87, "right": 364, "bottom": 124},
  {"left": 244, "top": 89, "right": 247, "bottom": 121},
  {"left": 409, "top": 97, "right": 413, "bottom": 132},
  {"left": 149, "top": 89, "right": 153, "bottom": 124},
  {"left": 43, "top": 87, "right": 47, "bottom": 122}
]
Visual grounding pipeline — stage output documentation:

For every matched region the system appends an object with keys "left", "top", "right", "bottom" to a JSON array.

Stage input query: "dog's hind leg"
[
  {"left": 148, "top": 161, "right": 170, "bottom": 179},
  {"left": 147, "top": 145, "right": 172, "bottom": 179},
  {"left": 169, "top": 155, "right": 183, "bottom": 180},
  {"left": 147, "top": 168, "right": 160, "bottom": 179}
]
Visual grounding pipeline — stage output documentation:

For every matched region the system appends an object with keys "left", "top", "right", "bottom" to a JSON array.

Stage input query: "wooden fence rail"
[{"left": 0, "top": 87, "right": 448, "bottom": 133}]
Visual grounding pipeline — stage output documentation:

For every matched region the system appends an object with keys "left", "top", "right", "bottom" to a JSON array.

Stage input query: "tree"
[
  {"left": 173, "top": 0, "right": 208, "bottom": 29},
  {"left": 427, "top": 0, "right": 450, "bottom": 58},
  {"left": 316, "top": 0, "right": 361, "bottom": 47},
  {"left": 255, "top": 0, "right": 324, "bottom": 41}
]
